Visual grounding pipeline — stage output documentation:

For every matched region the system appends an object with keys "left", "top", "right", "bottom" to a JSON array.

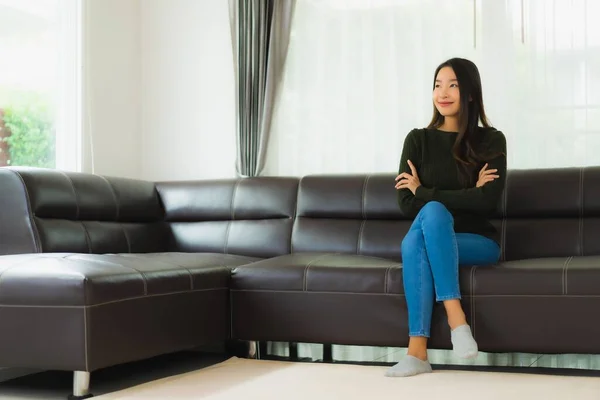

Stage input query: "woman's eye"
[
  {"left": 450, "top": 84, "right": 458, "bottom": 88},
  {"left": 435, "top": 85, "right": 440, "bottom": 88}
]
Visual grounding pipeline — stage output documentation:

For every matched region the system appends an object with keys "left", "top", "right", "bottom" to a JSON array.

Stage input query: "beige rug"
[{"left": 96, "top": 357, "right": 600, "bottom": 400}]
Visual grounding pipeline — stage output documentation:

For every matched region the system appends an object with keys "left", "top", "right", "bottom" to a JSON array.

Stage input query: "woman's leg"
[
  {"left": 443, "top": 233, "right": 501, "bottom": 328},
  {"left": 404, "top": 202, "right": 458, "bottom": 337},
  {"left": 386, "top": 202, "right": 501, "bottom": 377},
  {"left": 386, "top": 201, "right": 456, "bottom": 377},
  {"left": 414, "top": 203, "right": 499, "bottom": 359},
  {"left": 441, "top": 233, "right": 500, "bottom": 358},
  {"left": 401, "top": 228, "right": 431, "bottom": 362}
]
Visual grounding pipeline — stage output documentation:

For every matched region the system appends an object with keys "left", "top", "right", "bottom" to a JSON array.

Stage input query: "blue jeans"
[{"left": 401, "top": 201, "right": 500, "bottom": 337}]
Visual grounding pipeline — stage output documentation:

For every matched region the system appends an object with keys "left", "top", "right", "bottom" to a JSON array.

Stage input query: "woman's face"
[{"left": 433, "top": 66, "right": 460, "bottom": 118}]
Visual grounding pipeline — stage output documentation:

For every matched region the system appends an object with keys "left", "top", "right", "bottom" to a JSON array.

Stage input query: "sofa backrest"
[
  {"left": 502, "top": 167, "right": 600, "bottom": 261},
  {"left": 3, "top": 166, "right": 599, "bottom": 262},
  {"left": 292, "top": 175, "right": 409, "bottom": 262},
  {"left": 0, "top": 167, "right": 169, "bottom": 255},
  {"left": 156, "top": 177, "right": 298, "bottom": 258},
  {"left": 292, "top": 168, "right": 600, "bottom": 262}
]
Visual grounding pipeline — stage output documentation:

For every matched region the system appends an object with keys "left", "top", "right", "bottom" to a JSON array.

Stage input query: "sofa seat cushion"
[
  {"left": 232, "top": 252, "right": 478, "bottom": 294},
  {"left": 474, "top": 256, "right": 600, "bottom": 296},
  {"left": 230, "top": 252, "right": 475, "bottom": 347},
  {"left": 231, "top": 252, "right": 402, "bottom": 294},
  {"left": 0, "top": 252, "right": 259, "bottom": 306}
]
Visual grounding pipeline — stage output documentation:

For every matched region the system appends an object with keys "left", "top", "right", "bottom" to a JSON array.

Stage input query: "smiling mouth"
[{"left": 438, "top": 102, "right": 453, "bottom": 107}]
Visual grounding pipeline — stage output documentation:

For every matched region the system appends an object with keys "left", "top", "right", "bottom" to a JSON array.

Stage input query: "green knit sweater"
[{"left": 397, "top": 127, "right": 507, "bottom": 243}]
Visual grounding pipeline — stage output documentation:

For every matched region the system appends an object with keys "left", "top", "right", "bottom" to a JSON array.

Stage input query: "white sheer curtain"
[
  {"left": 265, "top": 0, "right": 600, "bottom": 368},
  {"left": 484, "top": 0, "right": 600, "bottom": 170},
  {"left": 264, "top": 0, "right": 600, "bottom": 176}
]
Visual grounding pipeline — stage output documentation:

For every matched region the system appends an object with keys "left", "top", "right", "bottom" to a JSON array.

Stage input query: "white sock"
[
  {"left": 451, "top": 324, "right": 478, "bottom": 359},
  {"left": 384, "top": 355, "right": 432, "bottom": 377}
]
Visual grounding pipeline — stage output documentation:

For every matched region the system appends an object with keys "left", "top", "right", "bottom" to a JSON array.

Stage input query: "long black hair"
[{"left": 427, "top": 58, "right": 502, "bottom": 186}]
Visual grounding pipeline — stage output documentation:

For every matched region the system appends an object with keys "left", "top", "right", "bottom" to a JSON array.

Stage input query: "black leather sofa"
[{"left": 0, "top": 166, "right": 599, "bottom": 398}]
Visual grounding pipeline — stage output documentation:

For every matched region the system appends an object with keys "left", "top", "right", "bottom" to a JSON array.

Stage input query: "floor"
[
  {"left": 0, "top": 351, "right": 227, "bottom": 400},
  {"left": 87, "top": 357, "right": 600, "bottom": 400},
  {"left": 1, "top": 345, "right": 599, "bottom": 399}
]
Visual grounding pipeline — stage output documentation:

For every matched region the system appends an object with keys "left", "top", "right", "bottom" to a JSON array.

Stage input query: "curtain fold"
[{"left": 229, "top": 0, "right": 295, "bottom": 177}]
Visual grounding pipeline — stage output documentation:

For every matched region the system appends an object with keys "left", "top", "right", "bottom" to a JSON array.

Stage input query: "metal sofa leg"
[
  {"left": 323, "top": 344, "right": 333, "bottom": 362},
  {"left": 247, "top": 341, "right": 268, "bottom": 359},
  {"left": 67, "top": 371, "right": 93, "bottom": 399},
  {"left": 259, "top": 341, "right": 267, "bottom": 359},
  {"left": 248, "top": 340, "right": 258, "bottom": 358},
  {"left": 289, "top": 342, "right": 298, "bottom": 360}
]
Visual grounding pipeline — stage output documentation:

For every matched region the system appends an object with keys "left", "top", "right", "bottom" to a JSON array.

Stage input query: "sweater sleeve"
[
  {"left": 397, "top": 129, "right": 427, "bottom": 218},
  {"left": 413, "top": 131, "right": 507, "bottom": 215}
]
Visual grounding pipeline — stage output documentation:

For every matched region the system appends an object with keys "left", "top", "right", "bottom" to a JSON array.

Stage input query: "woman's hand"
[
  {"left": 476, "top": 163, "right": 499, "bottom": 188},
  {"left": 395, "top": 160, "right": 421, "bottom": 195}
]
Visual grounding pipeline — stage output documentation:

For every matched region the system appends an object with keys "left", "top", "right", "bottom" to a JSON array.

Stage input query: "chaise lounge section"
[{"left": 0, "top": 168, "right": 296, "bottom": 398}]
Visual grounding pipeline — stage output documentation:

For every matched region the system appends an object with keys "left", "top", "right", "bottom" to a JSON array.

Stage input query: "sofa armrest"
[{"left": 0, "top": 168, "right": 40, "bottom": 255}]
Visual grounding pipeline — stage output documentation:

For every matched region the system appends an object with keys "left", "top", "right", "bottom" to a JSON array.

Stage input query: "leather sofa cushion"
[
  {"left": 232, "top": 253, "right": 401, "bottom": 294},
  {"left": 232, "top": 253, "right": 472, "bottom": 296},
  {"left": 0, "top": 168, "right": 170, "bottom": 255},
  {"left": 291, "top": 168, "right": 600, "bottom": 261},
  {"left": 233, "top": 253, "right": 600, "bottom": 298},
  {"left": 0, "top": 253, "right": 259, "bottom": 306},
  {"left": 296, "top": 175, "right": 405, "bottom": 219},
  {"left": 14, "top": 168, "right": 163, "bottom": 222},
  {"left": 475, "top": 256, "right": 600, "bottom": 296},
  {"left": 157, "top": 178, "right": 299, "bottom": 258},
  {"left": 157, "top": 178, "right": 298, "bottom": 221},
  {"left": 33, "top": 220, "right": 169, "bottom": 254}
]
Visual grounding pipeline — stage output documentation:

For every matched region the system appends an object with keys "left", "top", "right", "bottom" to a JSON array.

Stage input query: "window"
[
  {"left": 0, "top": 0, "right": 82, "bottom": 171},
  {"left": 265, "top": 0, "right": 600, "bottom": 176},
  {"left": 507, "top": 0, "right": 600, "bottom": 169},
  {"left": 264, "top": 0, "right": 475, "bottom": 176}
]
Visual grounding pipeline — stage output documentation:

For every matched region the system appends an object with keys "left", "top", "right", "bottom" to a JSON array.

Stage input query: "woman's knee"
[
  {"left": 401, "top": 230, "right": 424, "bottom": 258},
  {"left": 419, "top": 201, "right": 452, "bottom": 221}
]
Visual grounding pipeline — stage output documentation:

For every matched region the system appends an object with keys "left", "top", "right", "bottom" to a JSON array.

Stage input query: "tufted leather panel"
[
  {"left": 291, "top": 218, "right": 411, "bottom": 261},
  {"left": 13, "top": 167, "right": 162, "bottom": 222},
  {"left": 505, "top": 168, "right": 581, "bottom": 218},
  {"left": 292, "top": 175, "right": 411, "bottom": 261},
  {"left": 157, "top": 178, "right": 298, "bottom": 257},
  {"left": 0, "top": 167, "right": 168, "bottom": 255},
  {"left": 292, "top": 168, "right": 600, "bottom": 262},
  {"left": 297, "top": 175, "right": 403, "bottom": 219},
  {"left": 157, "top": 178, "right": 298, "bottom": 221},
  {"left": 501, "top": 167, "right": 600, "bottom": 260}
]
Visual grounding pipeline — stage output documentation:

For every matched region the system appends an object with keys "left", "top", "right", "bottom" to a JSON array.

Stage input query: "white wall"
[
  {"left": 83, "top": 0, "right": 236, "bottom": 181},
  {"left": 139, "top": 0, "right": 237, "bottom": 181},
  {"left": 83, "top": 0, "right": 142, "bottom": 179}
]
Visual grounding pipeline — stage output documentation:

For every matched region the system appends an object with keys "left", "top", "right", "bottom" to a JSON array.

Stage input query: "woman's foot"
[
  {"left": 451, "top": 324, "right": 478, "bottom": 359},
  {"left": 443, "top": 300, "right": 478, "bottom": 358},
  {"left": 444, "top": 301, "right": 468, "bottom": 330},
  {"left": 384, "top": 355, "right": 432, "bottom": 377}
]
